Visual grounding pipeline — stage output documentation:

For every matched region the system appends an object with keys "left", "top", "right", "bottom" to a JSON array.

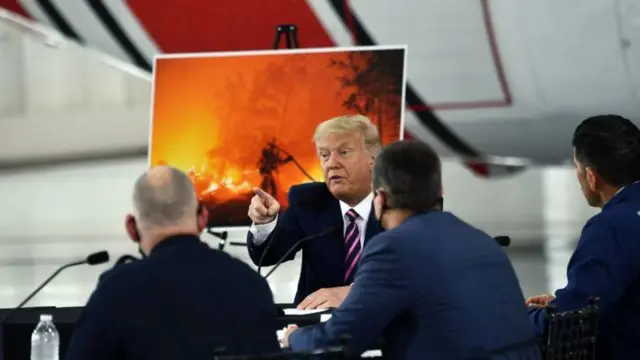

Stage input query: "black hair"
[
  {"left": 572, "top": 114, "right": 640, "bottom": 186},
  {"left": 372, "top": 140, "right": 442, "bottom": 213}
]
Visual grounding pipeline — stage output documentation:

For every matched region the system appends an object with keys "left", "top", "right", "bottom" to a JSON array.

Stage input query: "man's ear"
[
  {"left": 585, "top": 167, "right": 599, "bottom": 192},
  {"left": 374, "top": 188, "right": 386, "bottom": 207},
  {"left": 197, "top": 206, "right": 209, "bottom": 232},
  {"left": 124, "top": 214, "right": 139, "bottom": 242}
]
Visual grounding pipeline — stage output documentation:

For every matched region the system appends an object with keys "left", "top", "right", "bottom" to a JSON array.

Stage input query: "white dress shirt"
[
  {"left": 339, "top": 192, "right": 374, "bottom": 248},
  {"left": 249, "top": 192, "right": 374, "bottom": 247}
]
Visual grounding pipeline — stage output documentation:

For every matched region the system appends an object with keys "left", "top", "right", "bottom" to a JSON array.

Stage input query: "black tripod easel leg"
[{"left": 273, "top": 24, "right": 299, "bottom": 49}]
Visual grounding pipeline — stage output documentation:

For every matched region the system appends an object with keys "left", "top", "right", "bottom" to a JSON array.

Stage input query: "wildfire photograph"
[{"left": 148, "top": 45, "right": 407, "bottom": 228}]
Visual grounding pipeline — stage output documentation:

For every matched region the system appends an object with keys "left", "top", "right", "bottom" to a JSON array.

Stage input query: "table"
[
  {"left": 0, "top": 305, "right": 381, "bottom": 360},
  {"left": 0, "top": 306, "right": 77, "bottom": 360},
  {"left": 276, "top": 309, "right": 382, "bottom": 358}
]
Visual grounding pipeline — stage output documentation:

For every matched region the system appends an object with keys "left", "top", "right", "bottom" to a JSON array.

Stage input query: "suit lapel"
[
  {"left": 323, "top": 194, "right": 344, "bottom": 233},
  {"left": 310, "top": 190, "right": 344, "bottom": 254},
  {"left": 306, "top": 190, "right": 347, "bottom": 287}
]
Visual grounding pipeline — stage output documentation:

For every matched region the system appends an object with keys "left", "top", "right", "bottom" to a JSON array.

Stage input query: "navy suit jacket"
[
  {"left": 528, "top": 181, "right": 640, "bottom": 359},
  {"left": 289, "top": 211, "right": 541, "bottom": 360},
  {"left": 247, "top": 182, "right": 383, "bottom": 304},
  {"left": 65, "top": 235, "right": 281, "bottom": 360}
]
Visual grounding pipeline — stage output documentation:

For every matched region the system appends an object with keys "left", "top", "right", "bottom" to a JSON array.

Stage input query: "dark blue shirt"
[
  {"left": 65, "top": 235, "right": 280, "bottom": 360},
  {"left": 528, "top": 181, "right": 640, "bottom": 359}
]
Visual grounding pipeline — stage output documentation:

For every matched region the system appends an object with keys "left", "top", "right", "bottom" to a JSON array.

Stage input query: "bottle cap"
[{"left": 40, "top": 314, "right": 52, "bottom": 322}]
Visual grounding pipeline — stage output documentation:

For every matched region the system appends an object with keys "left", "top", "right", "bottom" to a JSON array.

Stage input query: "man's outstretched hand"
[
  {"left": 248, "top": 188, "right": 280, "bottom": 224},
  {"left": 297, "top": 286, "right": 351, "bottom": 310}
]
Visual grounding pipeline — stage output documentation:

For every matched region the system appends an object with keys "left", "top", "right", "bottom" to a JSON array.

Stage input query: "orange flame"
[{"left": 177, "top": 160, "right": 325, "bottom": 208}]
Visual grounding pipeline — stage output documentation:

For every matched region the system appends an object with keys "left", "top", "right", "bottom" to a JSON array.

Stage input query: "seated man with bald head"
[{"left": 65, "top": 166, "right": 281, "bottom": 360}]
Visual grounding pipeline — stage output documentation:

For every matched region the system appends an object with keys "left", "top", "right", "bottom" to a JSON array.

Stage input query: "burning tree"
[
  {"left": 328, "top": 50, "right": 404, "bottom": 142},
  {"left": 200, "top": 56, "right": 315, "bottom": 208},
  {"left": 244, "top": 56, "right": 309, "bottom": 143}
]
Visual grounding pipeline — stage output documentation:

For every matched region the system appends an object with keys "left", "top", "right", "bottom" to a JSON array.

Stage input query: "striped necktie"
[{"left": 344, "top": 208, "right": 362, "bottom": 284}]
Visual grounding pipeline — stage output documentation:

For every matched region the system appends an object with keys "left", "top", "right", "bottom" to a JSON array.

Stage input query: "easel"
[
  {"left": 209, "top": 24, "right": 300, "bottom": 252},
  {"left": 273, "top": 24, "right": 299, "bottom": 49}
]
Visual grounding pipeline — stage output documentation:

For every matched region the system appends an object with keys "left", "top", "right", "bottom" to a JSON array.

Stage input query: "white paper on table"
[
  {"left": 276, "top": 329, "right": 382, "bottom": 356},
  {"left": 283, "top": 308, "right": 329, "bottom": 316},
  {"left": 277, "top": 309, "right": 329, "bottom": 345},
  {"left": 362, "top": 350, "right": 383, "bottom": 357},
  {"left": 320, "top": 314, "right": 332, "bottom": 322}
]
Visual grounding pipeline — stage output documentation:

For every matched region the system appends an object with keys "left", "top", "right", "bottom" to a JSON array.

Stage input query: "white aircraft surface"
[{"left": 1, "top": 0, "right": 639, "bottom": 177}]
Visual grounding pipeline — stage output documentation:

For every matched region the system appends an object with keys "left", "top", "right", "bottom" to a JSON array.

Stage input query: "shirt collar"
[
  {"left": 614, "top": 180, "right": 639, "bottom": 196},
  {"left": 149, "top": 234, "right": 202, "bottom": 257},
  {"left": 339, "top": 192, "right": 374, "bottom": 220},
  {"left": 605, "top": 180, "right": 640, "bottom": 209}
]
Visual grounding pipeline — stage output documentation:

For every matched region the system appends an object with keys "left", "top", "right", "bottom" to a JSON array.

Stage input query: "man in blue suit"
[
  {"left": 282, "top": 140, "right": 541, "bottom": 359},
  {"left": 526, "top": 115, "right": 640, "bottom": 359},
  {"left": 65, "top": 166, "right": 281, "bottom": 360},
  {"left": 246, "top": 115, "right": 384, "bottom": 308}
]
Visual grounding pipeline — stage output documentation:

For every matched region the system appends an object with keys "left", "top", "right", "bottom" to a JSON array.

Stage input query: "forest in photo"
[{"left": 328, "top": 48, "right": 405, "bottom": 144}]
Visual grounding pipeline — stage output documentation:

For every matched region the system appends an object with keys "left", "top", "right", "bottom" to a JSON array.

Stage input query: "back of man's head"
[
  {"left": 373, "top": 140, "right": 442, "bottom": 213},
  {"left": 572, "top": 114, "right": 640, "bottom": 186},
  {"left": 133, "top": 166, "right": 199, "bottom": 230}
]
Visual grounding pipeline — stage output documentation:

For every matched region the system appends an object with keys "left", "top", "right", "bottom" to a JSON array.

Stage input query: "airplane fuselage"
[{"left": 2, "top": 0, "right": 639, "bottom": 176}]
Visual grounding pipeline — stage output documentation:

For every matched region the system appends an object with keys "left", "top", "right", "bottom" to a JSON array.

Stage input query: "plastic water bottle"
[{"left": 30, "top": 314, "right": 59, "bottom": 360}]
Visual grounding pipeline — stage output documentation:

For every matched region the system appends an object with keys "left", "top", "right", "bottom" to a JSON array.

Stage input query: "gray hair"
[
  {"left": 313, "top": 114, "right": 382, "bottom": 153},
  {"left": 132, "top": 166, "right": 198, "bottom": 227}
]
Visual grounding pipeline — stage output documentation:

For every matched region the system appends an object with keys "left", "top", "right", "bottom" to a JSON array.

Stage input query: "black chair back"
[{"left": 542, "top": 297, "right": 599, "bottom": 360}]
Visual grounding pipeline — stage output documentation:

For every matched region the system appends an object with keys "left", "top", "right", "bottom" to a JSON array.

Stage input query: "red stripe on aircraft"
[
  {"left": 465, "top": 161, "right": 490, "bottom": 177},
  {"left": 2, "top": 0, "right": 30, "bottom": 18},
  {"left": 125, "top": 0, "right": 336, "bottom": 53}
]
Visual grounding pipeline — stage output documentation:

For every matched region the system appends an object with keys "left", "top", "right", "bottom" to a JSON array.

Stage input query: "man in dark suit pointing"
[{"left": 246, "top": 114, "right": 384, "bottom": 308}]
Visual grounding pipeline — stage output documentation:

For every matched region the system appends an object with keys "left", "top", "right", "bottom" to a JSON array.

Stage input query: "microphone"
[
  {"left": 495, "top": 236, "right": 511, "bottom": 247},
  {"left": 257, "top": 219, "right": 283, "bottom": 276},
  {"left": 257, "top": 190, "right": 325, "bottom": 275},
  {"left": 264, "top": 226, "right": 340, "bottom": 279},
  {"left": 0, "top": 250, "right": 110, "bottom": 326},
  {"left": 86, "top": 251, "right": 110, "bottom": 265}
]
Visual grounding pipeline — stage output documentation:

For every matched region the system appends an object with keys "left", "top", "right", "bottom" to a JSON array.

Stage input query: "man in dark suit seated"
[
  {"left": 526, "top": 115, "right": 640, "bottom": 359},
  {"left": 246, "top": 115, "right": 384, "bottom": 308},
  {"left": 281, "top": 140, "right": 541, "bottom": 359},
  {"left": 64, "top": 166, "right": 281, "bottom": 360}
]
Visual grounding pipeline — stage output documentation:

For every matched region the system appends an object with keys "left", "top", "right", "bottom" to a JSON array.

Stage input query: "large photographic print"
[{"left": 148, "top": 45, "right": 407, "bottom": 228}]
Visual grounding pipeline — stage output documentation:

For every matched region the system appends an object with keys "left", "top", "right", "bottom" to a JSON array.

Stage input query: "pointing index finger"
[{"left": 254, "top": 188, "right": 272, "bottom": 201}]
